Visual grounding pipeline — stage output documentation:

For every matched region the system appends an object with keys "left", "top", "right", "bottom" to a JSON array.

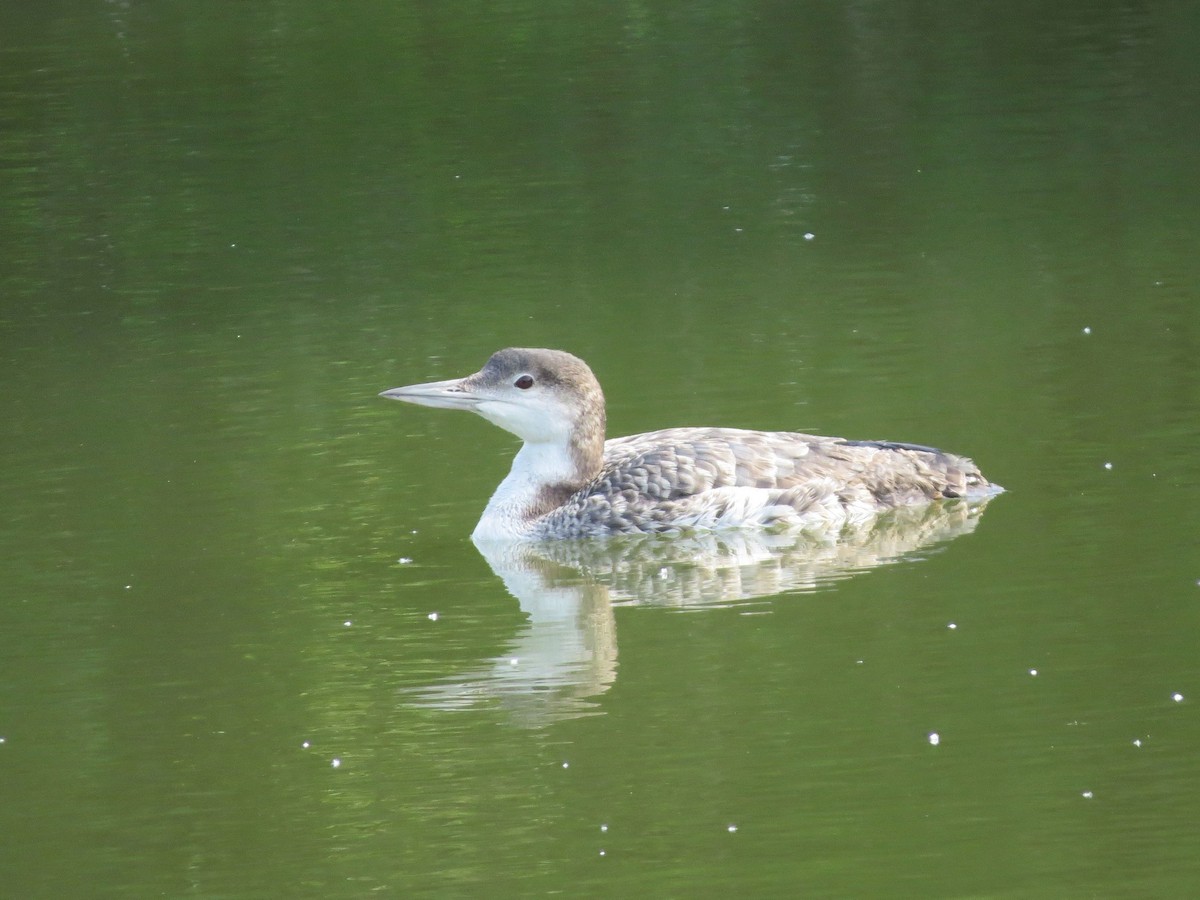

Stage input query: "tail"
[
  {"left": 936, "top": 454, "right": 1001, "bottom": 501},
  {"left": 838, "top": 439, "right": 1000, "bottom": 503}
]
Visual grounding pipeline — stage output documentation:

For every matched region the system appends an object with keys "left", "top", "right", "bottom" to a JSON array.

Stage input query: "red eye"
[{"left": 514, "top": 374, "right": 534, "bottom": 389}]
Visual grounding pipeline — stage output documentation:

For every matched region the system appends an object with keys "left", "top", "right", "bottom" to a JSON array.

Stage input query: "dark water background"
[{"left": 2, "top": 2, "right": 1198, "bottom": 896}]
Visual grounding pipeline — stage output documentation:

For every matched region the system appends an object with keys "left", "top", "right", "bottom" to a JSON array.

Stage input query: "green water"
[{"left": 3, "top": 2, "right": 1199, "bottom": 896}]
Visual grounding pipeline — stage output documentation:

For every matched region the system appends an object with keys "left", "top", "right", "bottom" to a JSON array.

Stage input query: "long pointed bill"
[{"left": 379, "top": 376, "right": 481, "bottom": 410}]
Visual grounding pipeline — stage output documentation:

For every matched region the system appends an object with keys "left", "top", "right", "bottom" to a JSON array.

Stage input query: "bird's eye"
[{"left": 514, "top": 374, "right": 535, "bottom": 390}]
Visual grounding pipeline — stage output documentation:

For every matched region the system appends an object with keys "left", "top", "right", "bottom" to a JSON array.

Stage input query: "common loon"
[{"left": 380, "top": 348, "right": 1000, "bottom": 541}]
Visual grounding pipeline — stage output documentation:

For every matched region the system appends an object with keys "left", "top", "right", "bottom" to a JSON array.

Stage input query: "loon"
[{"left": 380, "top": 348, "right": 999, "bottom": 542}]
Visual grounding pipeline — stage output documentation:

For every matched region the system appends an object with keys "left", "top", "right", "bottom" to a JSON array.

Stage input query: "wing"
[
  {"left": 539, "top": 428, "right": 990, "bottom": 536},
  {"left": 601, "top": 427, "right": 985, "bottom": 498}
]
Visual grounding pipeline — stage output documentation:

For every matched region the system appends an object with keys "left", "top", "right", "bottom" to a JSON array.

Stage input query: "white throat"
[{"left": 471, "top": 440, "right": 582, "bottom": 541}]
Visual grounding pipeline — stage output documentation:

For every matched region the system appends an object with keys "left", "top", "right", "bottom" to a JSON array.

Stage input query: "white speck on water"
[
  {"left": 398, "top": 557, "right": 413, "bottom": 565},
  {"left": 125, "top": 585, "right": 131, "bottom": 590},
  {"left": 1030, "top": 669, "right": 1039, "bottom": 676},
  {"left": 1132, "top": 739, "right": 1143, "bottom": 748},
  {"left": 343, "top": 620, "right": 352, "bottom": 627},
  {"left": 1081, "top": 790, "right": 1093, "bottom": 799},
  {"left": 928, "top": 732, "right": 941, "bottom": 746},
  {"left": 600, "top": 824, "right": 608, "bottom": 833},
  {"left": 0, "top": 737, "right": 6, "bottom": 744},
  {"left": 331, "top": 758, "right": 341, "bottom": 768},
  {"left": 1172, "top": 692, "right": 1184, "bottom": 703},
  {"left": 804, "top": 232, "right": 815, "bottom": 240},
  {"left": 1103, "top": 461, "right": 1113, "bottom": 470},
  {"left": 427, "top": 612, "right": 439, "bottom": 621},
  {"left": 727, "top": 824, "right": 738, "bottom": 833},
  {"left": 734, "top": 227, "right": 744, "bottom": 233},
  {"left": 302, "top": 741, "right": 310, "bottom": 749},
  {"left": 947, "top": 622, "right": 957, "bottom": 630},
  {"left": 855, "top": 659, "right": 864, "bottom": 665},
  {"left": 562, "top": 761, "right": 570, "bottom": 769},
  {"left": 1082, "top": 326, "right": 1092, "bottom": 334},
  {"left": 599, "top": 849, "right": 606, "bottom": 857},
  {"left": 509, "top": 657, "right": 519, "bottom": 666}
]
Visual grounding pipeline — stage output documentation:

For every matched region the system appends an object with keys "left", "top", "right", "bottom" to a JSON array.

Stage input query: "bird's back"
[{"left": 536, "top": 427, "right": 993, "bottom": 537}]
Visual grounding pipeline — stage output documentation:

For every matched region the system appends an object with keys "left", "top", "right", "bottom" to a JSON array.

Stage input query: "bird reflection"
[{"left": 405, "top": 498, "right": 995, "bottom": 726}]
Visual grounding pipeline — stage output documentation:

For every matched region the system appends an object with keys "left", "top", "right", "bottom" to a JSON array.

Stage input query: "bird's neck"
[{"left": 472, "top": 437, "right": 600, "bottom": 541}]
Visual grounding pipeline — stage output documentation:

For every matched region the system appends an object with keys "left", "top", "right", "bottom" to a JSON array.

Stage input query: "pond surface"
[{"left": 3, "top": 2, "right": 1199, "bottom": 896}]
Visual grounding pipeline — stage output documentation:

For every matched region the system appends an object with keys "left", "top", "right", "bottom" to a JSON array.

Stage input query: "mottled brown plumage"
[{"left": 538, "top": 428, "right": 990, "bottom": 537}]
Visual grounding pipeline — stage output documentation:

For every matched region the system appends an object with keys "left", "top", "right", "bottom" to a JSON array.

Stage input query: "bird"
[{"left": 380, "top": 348, "right": 1000, "bottom": 541}]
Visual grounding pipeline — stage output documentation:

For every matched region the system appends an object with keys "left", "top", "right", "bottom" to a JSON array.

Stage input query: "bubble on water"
[
  {"left": 1082, "top": 326, "right": 1092, "bottom": 335},
  {"left": 1030, "top": 669, "right": 1039, "bottom": 676},
  {"left": 1172, "top": 692, "right": 1184, "bottom": 703},
  {"left": 727, "top": 824, "right": 738, "bottom": 833},
  {"left": 1081, "top": 790, "right": 1093, "bottom": 799},
  {"left": 928, "top": 732, "right": 941, "bottom": 746},
  {"left": 331, "top": 758, "right": 342, "bottom": 769},
  {"left": 947, "top": 622, "right": 957, "bottom": 630},
  {"left": 1103, "top": 462, "right": 1113, "bottom": 470},
  {"left": 427, "top": 612, "right": 439, "bottom": 621}
]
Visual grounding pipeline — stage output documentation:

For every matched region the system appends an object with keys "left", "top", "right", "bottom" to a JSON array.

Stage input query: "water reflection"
[{"left": 407, "top": 498, "right": 994, "bottom": 725}]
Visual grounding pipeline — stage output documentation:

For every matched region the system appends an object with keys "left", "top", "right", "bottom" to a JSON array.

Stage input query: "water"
[{"left": 3, "top": 2, "right": 1199, "bottom": 896}]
